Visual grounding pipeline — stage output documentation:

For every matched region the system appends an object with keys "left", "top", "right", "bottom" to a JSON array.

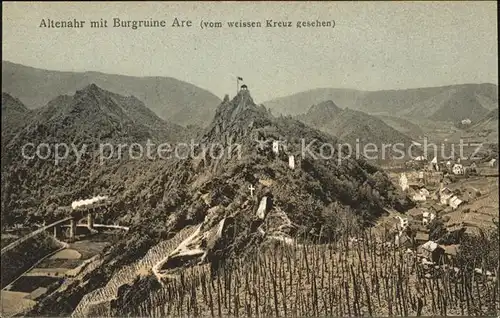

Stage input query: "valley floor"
[{"left": 0, "top": 231, "right": 118, "bottom": 317}]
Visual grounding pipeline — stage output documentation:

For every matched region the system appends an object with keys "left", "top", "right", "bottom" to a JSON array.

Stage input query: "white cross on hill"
[{"left": 248, "top": 185, "right": 255, "bottom": 197}]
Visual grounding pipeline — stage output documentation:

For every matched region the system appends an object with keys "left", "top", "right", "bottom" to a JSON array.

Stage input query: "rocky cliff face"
[{"left": 117, "top": 88, "right": 414, "bottom": 271}]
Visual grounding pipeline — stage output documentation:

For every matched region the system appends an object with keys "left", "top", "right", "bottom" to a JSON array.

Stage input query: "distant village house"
[
  {"left": 488, "top": 158, "right": 497, "bottom": 167},
  {"left": 418, "top": 241, "right": 444, "bottom": 263},
  {"left": 452, "top": 164, "right": 464, "bottom": 175}
]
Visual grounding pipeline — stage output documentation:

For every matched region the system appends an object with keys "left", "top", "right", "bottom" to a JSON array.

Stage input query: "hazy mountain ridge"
[
  {"left": 375, "top": 115, "right": 425, "bottom": 139},
  {"left": 1, "top": 84, "right": 190, "bottom": 227},
  {"left": 402, "top": 86, "right": 493, "bottom": 122},
  {"left": 263, "top": 83, "right": 498, "bottom": 123},
  {"left": 2, "top": 61, "right": 222, "bottom": 127},
  {"left": 5, "top": 61, "right": 497, "bottom": 128},
  {"left": 295, "top": 100, "right": 416, "bottom": 151}
]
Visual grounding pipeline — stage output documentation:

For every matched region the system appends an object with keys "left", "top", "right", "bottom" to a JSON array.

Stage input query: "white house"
[
  {"left": 412, "top": 192, "right": 427, "bottom": 202},
  {"left": 422, "top": 211, "right": 436, "bottom": 226},
  {"left": 421, "top": 240, "right": 439, "bottom": 252},
  {"left": 440, "top": 187, "right": 454, "bottom": 205},
  {"left": 461, "top": 119, "right": 472, "bottom": 125},
  {"left": 420, "top": 188, "right": 430, "bottom": 197},
  {"left": 395, "top": 216, "right": 409, "bottom": 232},
  {"left": 399, "top": 173, "right": 409, "bottom": 191},
  {"left": 429, "top": 156, "right": 439, "bottom": 171},
  {"left": 412, "top": 188, "right": 430, "bottom": 202},
  {"left": 452, "top": 164, "right": 464, "bottom": 175},
  {"left": 449, "top": 196, "right": 463, "bottom": 210},
  {"left": 489, "top": 158, "right": 497, "bottom": 167}
]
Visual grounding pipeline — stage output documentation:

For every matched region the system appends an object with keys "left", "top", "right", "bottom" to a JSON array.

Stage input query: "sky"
[{"left": 2, "top": 1, "right": 498, "bottom": 102}]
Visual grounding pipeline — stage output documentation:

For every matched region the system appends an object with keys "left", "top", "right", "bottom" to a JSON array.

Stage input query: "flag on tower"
[{"left": 237, "top": 76, "right": 243, "bottom": 81}]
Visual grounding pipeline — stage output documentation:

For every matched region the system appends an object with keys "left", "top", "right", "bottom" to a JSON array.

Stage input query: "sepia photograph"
[{"left": 1, "top": 1, "right": 498, "bottom": 317}]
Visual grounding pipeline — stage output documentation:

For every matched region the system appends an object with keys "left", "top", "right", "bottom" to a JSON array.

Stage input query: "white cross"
[{"left": 248, "top": 185, "right": 255, "bottom": 197}]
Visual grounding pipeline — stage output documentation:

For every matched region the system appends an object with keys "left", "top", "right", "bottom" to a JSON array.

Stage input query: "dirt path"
[
  {"left": 72, "top": 226, "right": 197, "bottom": 317},
  {"left": 152, "top": 224, "right": 202, "bottom": 285}
]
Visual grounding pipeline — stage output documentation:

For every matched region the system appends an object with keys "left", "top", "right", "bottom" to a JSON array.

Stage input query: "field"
[
  {"left": 1, "top": 276, "right": 62, "bottom": 317},
  {"left": 0, "top": 290, "right": 37, "bottom": 317},
  {"left": 70, "top": 238, "right": 110, "bottom": 259},
  {"left": 1, "top": 231, "right": 119, "bottom": 317},
  {"left": 32, "top": 233, "right": 114, "bottom": 275},
  {"left": 9, "top": 276, "right": 62, "bottom": 294}
]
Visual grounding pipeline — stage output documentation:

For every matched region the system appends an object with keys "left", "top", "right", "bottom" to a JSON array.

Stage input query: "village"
[
  {"left": 383, "top": 154, "right": 498, "bottom": 279},
  {"left": 256, "top": 134, "right": 498, "bottom": 282}
]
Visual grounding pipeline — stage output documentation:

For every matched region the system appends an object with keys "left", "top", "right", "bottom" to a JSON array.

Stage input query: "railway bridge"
[
  {"left": 53, "top": 196, "right": 112, "bottom": 241},
  {"left": 1, "top": 196, "right": 112, "bottom": 255}
]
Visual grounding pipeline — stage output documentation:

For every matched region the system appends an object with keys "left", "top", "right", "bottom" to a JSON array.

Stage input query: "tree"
[
  {"left": 456, "top": 221, "right": 499, "bottom": 270},
  {"left": 429, "top": 218, "right": 447, "bottom": 241}
]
